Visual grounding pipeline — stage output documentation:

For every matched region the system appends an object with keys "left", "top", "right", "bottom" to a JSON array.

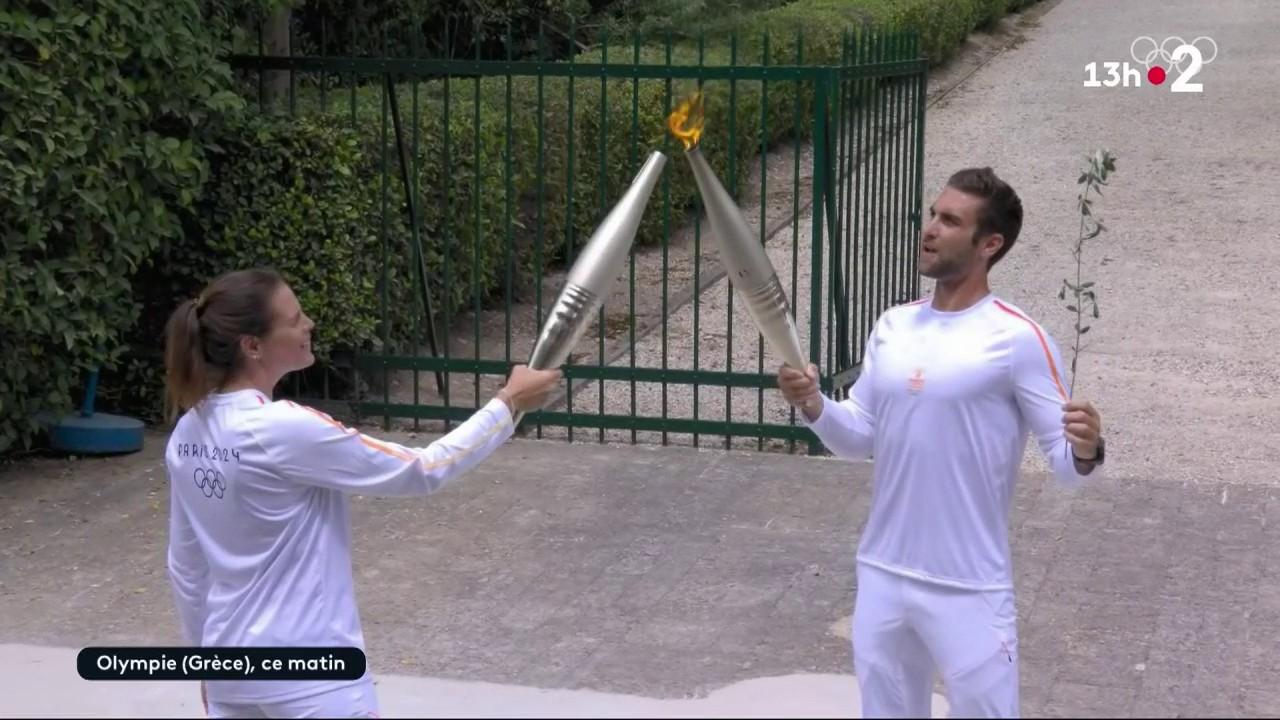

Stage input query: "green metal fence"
[{"left": 228, "top": 20, "right": 926, "bottom": 452}]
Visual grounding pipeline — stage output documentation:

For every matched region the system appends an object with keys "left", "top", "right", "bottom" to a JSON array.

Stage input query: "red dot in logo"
[{"left": 1148, "top": 66, "right": 1167, "bottom": 85}]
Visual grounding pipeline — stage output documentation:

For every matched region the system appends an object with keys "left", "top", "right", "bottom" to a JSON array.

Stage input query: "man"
[{"left": 778, "top": 167, "right": 1104, "bottom": 718}]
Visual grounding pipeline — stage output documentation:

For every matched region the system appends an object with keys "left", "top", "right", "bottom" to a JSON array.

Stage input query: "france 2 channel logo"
[{"left": 1084, "top": 36, "right": 1217, "bottom": 92}]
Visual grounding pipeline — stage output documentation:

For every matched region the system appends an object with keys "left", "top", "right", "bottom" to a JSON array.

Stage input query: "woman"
[{"left": 162, "top": 268, "right": 561, "bottom": 718}]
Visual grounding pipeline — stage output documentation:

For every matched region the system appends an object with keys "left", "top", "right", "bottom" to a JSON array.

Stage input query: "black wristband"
[{"left": 1072, "top": 436, "right": 1105, "bottom": 465}]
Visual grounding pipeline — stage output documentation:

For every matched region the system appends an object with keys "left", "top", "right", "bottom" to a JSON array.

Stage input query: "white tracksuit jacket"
[
  {"left": 805, "top": 294, "right": 1103, "bottom": 591},
  {"left": 165, "top": 389, "right": 513, "bottom": 704}
]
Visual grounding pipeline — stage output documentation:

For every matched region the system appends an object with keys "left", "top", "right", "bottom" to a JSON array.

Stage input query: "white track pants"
[
  {"left": 206, "top": 679, "right": 380, "bottom": 718},
  {"left": 853, "top": 562, "right": 1020, "bottom": 718}
]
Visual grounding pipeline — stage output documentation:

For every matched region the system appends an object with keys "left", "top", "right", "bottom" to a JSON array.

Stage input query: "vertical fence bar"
[
  {"left": 860, "top": 28, "right": 870, "bottom": 363},
  {"left": 823, "top": 72, "right": 834, "bottom": 401},
  {"left": 881, "top": 34, "right": 894, "bottom": 313},
  {"left": 724, "top": 32, "right": 738, "bottom": 451},
  {"left": 890, "top": 32, "right": 901, "bottom": 311},
  {"left": 877, "top": 34, "right": 891, "bottom": 318},
  {"left": 534, "top": 24, "right": 546, "bottom": 437},
  {"left": 891, "top": 34, "right": 907, "bottom": 308},
  {"left": 788, "top": 30, "right": 802, "bottom": 454},
  {"left": 807, "top": 73, "right": 828, "bottom": 456},
  {"left": 903, "top": 34, "right": 917, "bottom": 303},
  {"left": 849, "top": 30, "right": 862, "bottom": 377},
  {"left": 870, "top": 32, "right": 885, "bottom": 335},
  {"left": 565, "top": 17, "right": 577, "bottom": 442},
  {"left": 504, "top": 24, "right": 515, "bottom": 382},
  {"left": 597, "top": 31, "right": 609, "bottom": 444},
  {"left": 839, "top": 31, "right": 849, "bottom": 384},
  {"left": 885, "top": 33, "right": 898, "bottom": 311},
  {"left": 629, "top": 31, "right": 641, "bottom": 444},
  {"left": 756, "top": 32, "right": 769, "bottom": 451},
  {"left": 860, "top": 28, "right": 875, "bottom": 361},
  {"left": 441, "top": 21, "right": 454, "bottom": 430},
  {"left": 691, "top": 33, "right": 703, "bottom": 448},
  {"left": 472, "top": 27, "right": 482, "bottom": 411},
  {"left": 289, "top": 14, "right": 302, "bottom": 401},
  {"left": 346, "top": 10, "right": 359, "bottom": 422},
  {"left": 660, "top": 32, "right": 672, "bottom": 447},
  {"left": 379, "top": 28, "right": 390, "bottom": 431},
  {"left": 913, "top": 33, "right": 926, "bottom": 300},
  {"left": 832, "top": 30, "right": 849, "bottom": 377},
  {"left": 411, "top": 22, "right": 421, "bottom": 432},
  {"left": 898, "top": 33, "right": 910, "bottom": 303}
]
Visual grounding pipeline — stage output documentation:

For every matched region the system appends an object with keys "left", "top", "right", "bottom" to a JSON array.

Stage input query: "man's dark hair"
[{"left": 946, "top": 167, "right": 1023, "bottom": 268}]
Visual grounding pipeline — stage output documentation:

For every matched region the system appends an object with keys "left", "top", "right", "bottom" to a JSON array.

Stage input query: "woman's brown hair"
[{"left": 163, "top": 268, "right": 285, "bottom": 421}]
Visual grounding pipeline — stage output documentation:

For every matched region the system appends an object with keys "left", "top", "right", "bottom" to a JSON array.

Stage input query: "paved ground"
[
  {"left": 3, "top": 428, "right": 1280, "bottom": 717},
  {"left": 3, "top": 0, "right": 1279, "bottom": 717}
]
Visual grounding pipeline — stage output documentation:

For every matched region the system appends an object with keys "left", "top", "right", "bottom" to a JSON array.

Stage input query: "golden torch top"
[{"left": 666, "top": 90, "right": 705, "bottom": 151}]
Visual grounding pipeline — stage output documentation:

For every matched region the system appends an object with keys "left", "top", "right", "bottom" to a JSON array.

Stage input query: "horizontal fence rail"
[{"left": 226, "top": 20, "right": 926, "bottom": 453}]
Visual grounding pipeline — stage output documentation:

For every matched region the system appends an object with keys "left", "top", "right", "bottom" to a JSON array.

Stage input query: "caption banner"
[{"left": 77, "top": 647, "right": 366, "bottom": 681}]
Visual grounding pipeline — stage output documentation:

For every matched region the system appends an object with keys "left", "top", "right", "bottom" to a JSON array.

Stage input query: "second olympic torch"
[
  {"left": 516, "top": 149, "right": 668, "bottom": 424},
  {"left": 668, "top": 92, "right": 807, "bottom": 370}
]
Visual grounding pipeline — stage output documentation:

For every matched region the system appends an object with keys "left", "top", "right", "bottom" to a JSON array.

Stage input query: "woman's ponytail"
[{"left": 163, "top": 297, "right": 213, "bottom": 422}]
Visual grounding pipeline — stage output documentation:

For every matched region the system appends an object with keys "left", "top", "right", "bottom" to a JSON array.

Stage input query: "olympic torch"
[
  {"left": 668, "top": 91, "right": 807, "bottom": 370},
  {"left": 516, "top": 149, "right": 668, "bottom": 424}
]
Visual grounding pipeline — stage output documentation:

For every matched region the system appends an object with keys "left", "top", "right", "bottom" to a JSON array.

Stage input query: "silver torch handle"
[
  {"left": 684, "top": 145, "right": 807, "bottom": 370},
  {"left": 514, "top": 150, "right": 668, "bottom": 426}
]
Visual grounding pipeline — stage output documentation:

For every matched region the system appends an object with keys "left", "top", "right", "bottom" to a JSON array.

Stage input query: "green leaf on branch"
[{"left": 1061, "top": 147, "right": 1117, "bottom": 398}]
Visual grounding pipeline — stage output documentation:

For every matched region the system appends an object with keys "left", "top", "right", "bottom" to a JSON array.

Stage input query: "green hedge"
[
  {"left": 0, "top": 0, "right": 242, "bottom": 452},
  {"left": 109, "top": 114, "right": 388, "bottom": 420},
  {"left": 740, "top": 0, "right": 1030, "bottom": 65}
]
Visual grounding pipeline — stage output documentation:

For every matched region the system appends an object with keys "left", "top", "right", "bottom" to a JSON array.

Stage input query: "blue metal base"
[{"left": 47, "top": 411, "right": 145, "bottom": 455}]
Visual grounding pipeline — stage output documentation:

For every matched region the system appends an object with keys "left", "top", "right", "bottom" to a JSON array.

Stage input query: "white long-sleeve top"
[
  {"left": 164, "top": 389, "right": 514, "bottom": 704},
  {"left": 805, "top": 293, "right": 1102, "bottom": 591}
]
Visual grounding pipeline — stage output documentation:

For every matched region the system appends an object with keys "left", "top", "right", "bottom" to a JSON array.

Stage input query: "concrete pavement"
[
  {"left": 4, "top": 0, "right": 1280, "bottom": 717},
  {"left": 2, "top": 428, "right": 1279, "bottom": 717}
]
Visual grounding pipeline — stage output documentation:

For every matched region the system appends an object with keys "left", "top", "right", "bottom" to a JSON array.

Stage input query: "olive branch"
[{"left": 1059, "top": 148, "right": 1117, "bottom": 398}]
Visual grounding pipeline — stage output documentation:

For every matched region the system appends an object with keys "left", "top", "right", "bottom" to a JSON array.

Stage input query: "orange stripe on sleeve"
[
  {"left": 287, "top": 401, "right": 417, "bottom": 462},
  {"left": 993, "top": 301, "right": 1069, "bottom": 402}
]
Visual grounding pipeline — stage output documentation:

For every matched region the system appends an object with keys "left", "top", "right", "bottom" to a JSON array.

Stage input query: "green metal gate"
[{"left": 228, "top": 21, "right": 926, "bottom": 452}]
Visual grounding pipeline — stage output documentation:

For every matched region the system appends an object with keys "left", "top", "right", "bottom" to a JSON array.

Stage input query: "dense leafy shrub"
[
  {"left": 109, "top": 114, "right": 389, "bottom": 420},
  {"left": 0, "top": 0, "right": 242, "bottom": 452},
  {"left": 739, "top": 0, "right": 1030, "bottom": 66},
  {"left": 288, "top": 0, "right": 592, "bottom": 60}
]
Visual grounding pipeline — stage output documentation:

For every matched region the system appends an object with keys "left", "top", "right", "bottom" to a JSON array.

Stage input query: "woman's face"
[{"left": 257, "top": 283, "right": 315, "bottom": 376}]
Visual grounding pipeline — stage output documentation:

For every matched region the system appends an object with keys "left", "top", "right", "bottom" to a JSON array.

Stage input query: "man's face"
[{"left": 919, "top": 187, "right": 1001, "bottom": 280}]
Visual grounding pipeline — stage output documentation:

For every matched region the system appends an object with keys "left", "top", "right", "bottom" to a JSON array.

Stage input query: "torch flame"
[{"left": 667, "top": 90, "right": 705, "bottom": 151}]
